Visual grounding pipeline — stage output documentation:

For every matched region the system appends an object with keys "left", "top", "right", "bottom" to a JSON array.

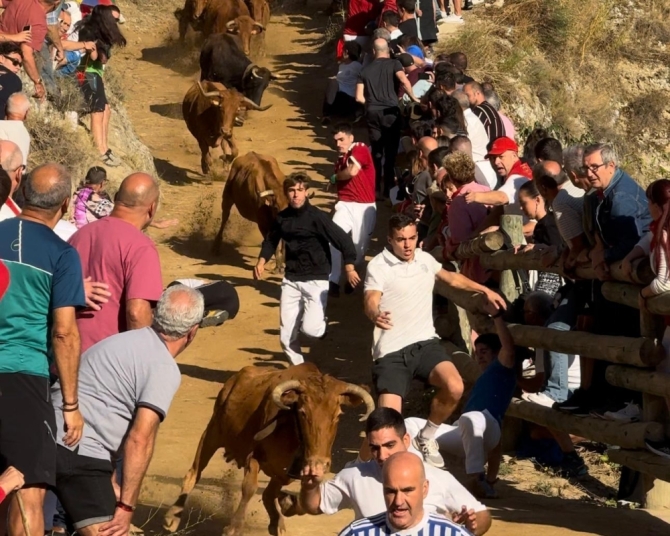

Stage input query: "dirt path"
[{"left": 113, "top": 2, "right": 670, "bottom": 534}]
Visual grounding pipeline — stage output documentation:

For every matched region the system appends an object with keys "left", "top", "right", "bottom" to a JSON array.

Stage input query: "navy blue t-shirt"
[{"left": 463, "top": 359, "right": 516, "bottom": 424}]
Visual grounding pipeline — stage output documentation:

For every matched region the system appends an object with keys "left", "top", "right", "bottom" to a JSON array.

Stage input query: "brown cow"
[
  {"left": 174, "top": 0, "right": 209, "bottom": 41},
  {"left": 182, "top": 82, "right": 271, "bottom": 175},
  {"left": 212, "top": 152, "right": 288, "bottom": 270},
  {"left": 163, "top": 363, "right": 374, "bottom": 536},
  {"left": 203, "top": 0, "right": 264, "bottom": 56}
]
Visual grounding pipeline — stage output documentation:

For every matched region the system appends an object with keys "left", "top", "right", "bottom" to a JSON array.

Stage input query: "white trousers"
[
  {"left": 280, "top": 279, "right": 329, "bottom": 365},
  {"left": 405, "top": 411, "right": 501, "bottom": 474},
  {"left": 329, "top": 201, "right": 376, "bottom": 285}
]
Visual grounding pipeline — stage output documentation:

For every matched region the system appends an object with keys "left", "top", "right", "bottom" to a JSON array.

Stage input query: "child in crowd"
[{"left": 71, "top": 166, "right": 113, "bottom": 229}]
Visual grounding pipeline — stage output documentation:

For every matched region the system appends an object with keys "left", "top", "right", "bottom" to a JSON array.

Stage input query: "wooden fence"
[{"left": 434, "top": 215, "right": 670, "bottom": 508}]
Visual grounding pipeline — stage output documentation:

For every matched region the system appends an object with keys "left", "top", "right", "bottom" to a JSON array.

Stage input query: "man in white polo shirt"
[
  {"left": 363, "top": 214, "right": 505, "bottom": 468},
  {"left": 297, "top": 408, "right": 491, "bottom": 535}
]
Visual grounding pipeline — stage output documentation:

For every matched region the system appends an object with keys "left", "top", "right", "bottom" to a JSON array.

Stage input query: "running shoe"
[
  {"left": 200, "top": 310, "right": 229, "bottom": 328},
  {"left": 646, "top": 439, "right": 670, "bottom": 460},
  {"left": 522, "top": 391, "right": 556, "bottom": 408},
  {"left": 412, "top": 435, "right": 445, "bottom": 468},
  {"left": 603, "top": 402, "right": 640, "bottom": 423},
  {"left": 557, "top": 451, "right": 588, "bottom": 477}
]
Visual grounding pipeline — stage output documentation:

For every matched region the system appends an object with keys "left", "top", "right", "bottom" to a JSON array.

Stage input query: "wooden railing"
[{"left": 434, "top": 215, "right": 670, "bottom": 508}]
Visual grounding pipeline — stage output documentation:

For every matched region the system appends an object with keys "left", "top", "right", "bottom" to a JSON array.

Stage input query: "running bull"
[{"left": 163, "top": 363, "right": 374, "bottom": 536}]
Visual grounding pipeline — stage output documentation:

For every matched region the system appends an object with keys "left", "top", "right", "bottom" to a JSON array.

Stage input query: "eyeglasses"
[
  {"left": 59, "top": 19, "right": 71, "bottom": 27},
  {"left": 581, "top": 163, "right": 607, "bottom": 175},
  {"left": 3, "top": 55, "right": 22, "bottom": 67}
]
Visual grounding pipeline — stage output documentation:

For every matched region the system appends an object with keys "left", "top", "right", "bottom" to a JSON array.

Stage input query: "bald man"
[
  {"left": 356, "top": 38, "right": 418, "bottom": 198},
  {"left": 412, "top": 136, "right": 437, "bottom": 242},
  {"left": 0, "top": 139, "right": 24, "bottom": 220},
  {"left": 0, "top": 93, "right": 31, "bottom": 166},
  {"left": 0, "top": 164, "right": 86, "bottom": 536},
  {"left": 69, "top": 172, "right": 164, "bottom": 352},
  {"left": 338, "top": 452, "right": 472, "bottom": 536}
]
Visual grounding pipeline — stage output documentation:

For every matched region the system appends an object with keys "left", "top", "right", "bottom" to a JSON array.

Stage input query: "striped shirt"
[
  {"left": 338, "top": 512, "right": 473, "bottom": 536},
  {"left": 471, "top": 101, "right": 505, "bottom": 143}
]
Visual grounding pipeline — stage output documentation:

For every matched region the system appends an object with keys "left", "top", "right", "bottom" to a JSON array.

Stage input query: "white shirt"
[
  {"left": 464, "top": 109, "right": 489, "bottom": 162},
  {"left": 0, "top": 121, "right": 29, "bottom": 165},
  {"left": 390, "top": 29, "right": 403, "bottom": 39},
  {"left": 320, "top": 458, "right": 486, "bottom": 520},
  {"left": 337, "top": 61, "right": 363, "bottom": 98},
  {"left": 0, "top": 197, "right": 20, "bottom": 221},
  {"left": 54, "top": 220, "right": 77, "bottom": 241},
  {"left": 365, "top": 248, "right": 442, "bottom": 359},
  {"left": 474, "top": 160, "right": 498, "bottom": 190},
  {"left": 535, "top": 349, "right": 581, "bottom": 391},
  {"left": 553, "top": 181, "right": 585, "bottom": 243},
  {"left": 498, "top": 174, "right": 530, "bottom": 217},
  {"left": 339, "top": 511, "right": 471, "bottom": 536}
]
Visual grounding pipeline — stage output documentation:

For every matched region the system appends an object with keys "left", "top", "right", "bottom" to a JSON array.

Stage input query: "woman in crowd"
[
  {"left": 75, "top": 4, "right": 126, "bottom": 166},
  {"left": 322, "top": 41, "right": 363, "bottom": 125}
]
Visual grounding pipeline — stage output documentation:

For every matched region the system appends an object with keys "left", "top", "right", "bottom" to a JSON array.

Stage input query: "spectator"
[
  {"left": 534, "top": 136, "right": 563, "bottom": 165},
  {"left": 69, "top": 172, "right": 163, "bottom": 352},
  {"left": 517, "top": 180, "right": 562, "bottom": 296},
  {"left": 0, "top": 0, "right": 62, "bottom": 99},
  {"left": 364, "top": 214, "right": 505, "bottom": 468},
  {"left": 342, "top": 0, "right": 379, "bottom": 52},
  {"left": 441, "top": 0, "right": 464, "bottom": 24},
  {"left": 167, "top": 278, "right": 239, "bottom": 327},
  {"left": 0, "top": 92, "right": 31, "bottom": 165},
  {"left": 0, "top": 467, "right": 25, "bottom": 505},
  {"left": 0, "top": 43, "right": 24, "bottom": 119},
  {"left": 55, "top": 6, "right": 91, "bottom": 77},
  {"left": 51, "top": 285, "right": 204, "bottom": 536},
  {"left": 563, "top": 144, "right": 591, "bottom": 192},
  {"left": 405, "top": 304, "right": 517, "bottom": 500},
  {"left": 416, "top": 0, "right": 438, "bottom": 48},
  {"left": 464, "top": 137, "right": 533, "bottom": 234},
  {"left": 463, "top": 81, "right": 505, "bottom": 142},
  {"left": 450, "top": 133, "right": 496, "bottom": 191},
  {"left": 483, "top": 88, "right": 515, "bottom": 141},
  {"left": 422, "top": 146, "right": 451, "bottom": 252},
  {"left": 0, "top": 139, "right": 24, "bottom": 220},
  {"left": 447, "top": 51, "right": 474, "bottom": 83},
  {"left": 381, "top": 10, "right": 402, "bottom": 39},
  {"left": 254, "top": 173, "right": 359, "bottom": 366},
  {"left": 337, "top": 452, "right": 474, "bottom": 536},
  {"left": 322, "top": 41, "right": 363, "bottom": 124},
  {"left": 298, "top": 408, "right": 490, "bottom": 535},
  {"left": 443, "top": 151, "right": 490, "bottom": 283},
  {"left": 399, "top": 54, "right": 432, "bottom": 105},
  {"left": 70, "top": 165, "right": 113, "bottom": 228},
  {"left": 412, "top": 136, "right": 437, "bottom": 242},
  {"left": 397, "top": 0, "right": 419, "bottom": 39},
  {"left": 356, "top": 38, "right": 417, "bottom": 198},
  {"left": 329, "top": 123, "right": 376, "bottom": 297},
  {"left": 521, "top": 127, "right": 548, "bottom": 168},
  {"left": 0, "top": 163, "right": 85, "bottom": 536},
  {"left": 75, "top": 4, "right": 126, "bottom": 166}
]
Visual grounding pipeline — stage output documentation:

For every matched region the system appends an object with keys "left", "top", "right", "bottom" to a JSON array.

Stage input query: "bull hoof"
[{"left": 163, "top": 508, "right": 183, "bottom": 533}]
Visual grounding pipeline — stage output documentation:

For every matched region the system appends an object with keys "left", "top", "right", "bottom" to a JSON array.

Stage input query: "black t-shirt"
[
  {"left": 359, "top": 58, "right": 403, "bottom": 109},
  {"left": 0, "top": 67, "right": 22, "bottom": 120},
  {"left": 533, "top": 212, "right": 562, "bottom": 247},
  {"left": 398, "top": 18, "right": 419, "bottom": 39}
]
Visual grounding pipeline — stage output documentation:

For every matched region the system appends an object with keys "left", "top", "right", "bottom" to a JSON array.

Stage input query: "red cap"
[{"left": 485, "top": 137, "right": 518, "bottom": 158}]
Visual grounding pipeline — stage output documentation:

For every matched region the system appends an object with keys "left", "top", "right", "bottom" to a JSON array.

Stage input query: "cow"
[
  {"left": 245, "top": 0, "right": 270, "bottom": 30},
  {"left": 212, "top": 152, "right": 287, "bottom": 271},
  {"left": 200, "top": 33, "right": 278, "bottom": 107},
  {"left": 182, "top": 82, "right": 271, "bottom": 175},
  {"left": 163, "top": 363, "right": 375, "bottom": 536},
  {"left": 174, "top": 0, "right": 208, "bottom": 41}
]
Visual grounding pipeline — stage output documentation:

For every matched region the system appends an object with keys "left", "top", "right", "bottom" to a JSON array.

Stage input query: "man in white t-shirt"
[
  {"left": 0, "top": 93, "right": 31, "bottom": 166},
  {"left": 298, "top": 408, "right": 491, "bottom": 535},
  {"left": 0, "top": 139, "right": 24, "bottom": 221},
  {"left": 363, "top": 214, "right": 505, "bottom": 468}
]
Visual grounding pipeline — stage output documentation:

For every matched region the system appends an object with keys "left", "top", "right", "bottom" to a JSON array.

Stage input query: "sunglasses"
[{"left": 3, "top": 55, "right": 22, "bottom": 67}]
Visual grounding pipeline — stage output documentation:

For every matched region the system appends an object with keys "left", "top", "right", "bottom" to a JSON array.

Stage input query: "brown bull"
[
  {"left": 203, "top": 0, "right": 264, "bottom": 56},
  {"left": 175, "top": 0, "right": 209, "bottom": 41},
  {"left": 182, "top": 82, "right": 271, "bottom": 175},
  {"left": 163, "top": 363, "right": 374, "bottom": 536},
  {"left": 212, "top": 152, "right": 288, "bottom": 270}
]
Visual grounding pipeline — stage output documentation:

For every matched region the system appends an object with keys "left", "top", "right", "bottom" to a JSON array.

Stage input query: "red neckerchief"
[
  {"left": 508, "top": 160, "right": 533, "bottom": 179},
  {"left": 5, "top": 197, "right": 20, "bottom": 215}
]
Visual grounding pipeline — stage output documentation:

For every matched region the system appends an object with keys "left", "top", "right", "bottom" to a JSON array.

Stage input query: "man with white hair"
[
  {"left": 51, "top": 285, "right": 204, "bottom": 536},
  {"left": 0, "top": 92, "right": 31, "bottom": 165},
  {"left": 0, "top": 139, "right": 25, "bottom": 220}
]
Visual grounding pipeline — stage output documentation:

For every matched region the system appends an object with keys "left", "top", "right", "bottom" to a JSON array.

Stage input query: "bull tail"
[{"left": 212, "top": 170, "right": 236, "bottom": 255}]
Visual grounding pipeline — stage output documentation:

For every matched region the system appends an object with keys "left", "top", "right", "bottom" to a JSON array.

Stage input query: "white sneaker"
[
  {"left": 521, "top": 391, "right": 556, "bottom": 408},
  {"left": 604, "top": 402, "right": 640, "bottom": 423},
  {"left": 412, "top": 435, "right": 445, "bottom": 468},
  {"left": 437, "top": 10, "right": 448, "bottom": 23},
  {"left": 442, "top": 14, "right": 464, "bottom": 24}
]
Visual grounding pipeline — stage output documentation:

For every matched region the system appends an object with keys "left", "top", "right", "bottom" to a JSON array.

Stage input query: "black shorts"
[
  {"left": 0, "top": 373, "right": 57, "bottom": 486},
  {"left": 372, "top": 339, "right": 451, "bottom": 398},
  {"left": 55, "top": 445, "right": 115, "bottom": 530},
  {"left": 80, "top": 72, "right": 108, "bottom": 113}
]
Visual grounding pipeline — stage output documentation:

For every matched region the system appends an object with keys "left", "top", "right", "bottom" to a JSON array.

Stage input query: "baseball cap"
[
  {"left": 397, "top": 53, "right": 414, "bottom": 68},
  {"left": 406, "top": 45, "right": 425, "bottom": 60},
  {"left": 485, "top": 137, "right": 518, "bottom": 158}
]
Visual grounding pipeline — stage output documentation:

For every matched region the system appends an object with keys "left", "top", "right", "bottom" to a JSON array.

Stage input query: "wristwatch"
[{"left": 35, "top": 78, "right": 43, "bottom": 85}]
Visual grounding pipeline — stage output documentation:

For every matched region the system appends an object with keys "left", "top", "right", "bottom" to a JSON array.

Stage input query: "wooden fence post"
[{"left": 499, "top": 214, "right": 523, "bottom": 303}]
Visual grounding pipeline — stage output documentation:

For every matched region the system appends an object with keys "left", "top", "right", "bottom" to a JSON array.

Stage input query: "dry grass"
[{"left": 438, "top": 0, "right": 670, "bottom": 182}]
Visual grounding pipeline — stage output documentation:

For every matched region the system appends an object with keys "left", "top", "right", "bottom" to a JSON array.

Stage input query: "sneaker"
[
  {"left": 101, "top": 149, "right": 122, "bottom": 167},
  {"left": 328, "top": 282, "right": 340, "bottom": 298},
  {"left": 442, "top": 14, "right": 464, "bottom": 24},
  {"left": 437, "top": 10, "right": 448, "bottom": 23},
  {"left": 470, "top": 474, "right": 498, "bottom": 499},
  {"left": 604, "top": 402, "right": 640, "bottom": 423},
  {"left": 557, "top": 451, "right": 588, "bottom": 478},
  {"left": 200, "top": 309, "right": 229, "bottom": 328},
  {"left": 522, "top": 391, "right": 556, "bottom": 408},
  {"left": 463, "top": 0, "right": 474, "bottom": 10},
  {"left": 646, "top": 439, "right": 670, "bottom": 460},
  {"left": 412, "top": 435, "right": 445, "bottom": 468},
  {"left": 553, "top": 388, "right": 593, "bottom": 416}
]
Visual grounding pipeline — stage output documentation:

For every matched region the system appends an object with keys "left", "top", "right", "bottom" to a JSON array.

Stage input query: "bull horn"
[
  {"left": 259, "top": 189, "right": 275, "bottom": 198},
  {"left": 271, "top": 380, "right": 302, "bottom": 410},
  {"left": 226, "top": 19, "right": 237, "bottom": 28},
  {"left": 342, "top": 384, "right": 375, "bottom": 422},
  {"left": 243, "top": 96, "right": 272, "bottom": 111},
  {"left": 253, "top": 420, "right": 277, "bottom": 441},
  {"left": 270, "top": 72, "right": 283, "bottom": 80},
  {"left": 197, "top": 82, "right": 220, "bottom": 98},
  {"left": 251, "top": 66, "right": 262, "bottom": 79},
  {"left": 253, "top": 22, "right": 265, "bottom": 30}
]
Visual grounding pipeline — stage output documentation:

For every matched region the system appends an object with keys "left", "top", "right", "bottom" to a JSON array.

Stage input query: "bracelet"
[
  {"left": 62, "top": 404, "right": 79, "bottom": 412},
  {"left": 116, "top": 501, "right": 136, "bottom": 513},
  {"left": 491, "top": 310, "right": 504, "bottom": 319},
  {"left": 63, "top": 399, "right": 78, "bottom": 407}
]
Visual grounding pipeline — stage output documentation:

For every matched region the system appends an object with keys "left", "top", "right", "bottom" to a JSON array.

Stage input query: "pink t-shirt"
[
  {"left": 0, "top": 0, "right": 48, "bottom": 52},
  {"left": 69, "top": 217, "right": 163, "bottom": 352}
]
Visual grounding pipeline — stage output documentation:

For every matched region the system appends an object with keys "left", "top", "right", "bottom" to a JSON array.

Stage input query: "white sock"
[{"left": 419, "top": 420, "right": 440, "bottom": 440}]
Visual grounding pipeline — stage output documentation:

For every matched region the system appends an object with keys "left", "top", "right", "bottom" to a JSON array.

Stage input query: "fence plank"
[
  {"left": 606, "top": 365, "right": 670, "bottom": 397},
  {"left": 606, "top": 449, "right": 670, "bottom": 484}
]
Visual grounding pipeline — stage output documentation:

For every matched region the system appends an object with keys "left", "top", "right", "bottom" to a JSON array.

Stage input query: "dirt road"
[{"left": 114, "top": 1, "right": 670, "bottom": 534}]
